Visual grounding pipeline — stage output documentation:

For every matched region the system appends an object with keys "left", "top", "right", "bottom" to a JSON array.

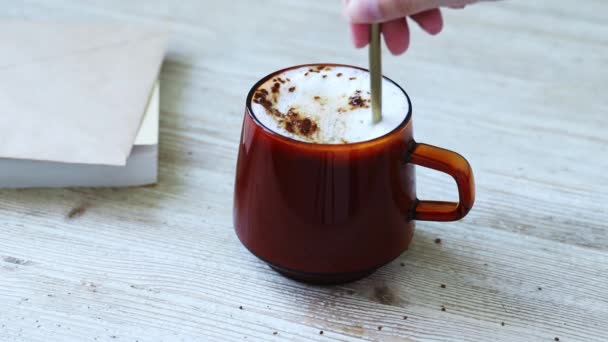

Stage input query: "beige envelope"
[{"left": 0, "top": 22, "right": 169, "bottom": 166}]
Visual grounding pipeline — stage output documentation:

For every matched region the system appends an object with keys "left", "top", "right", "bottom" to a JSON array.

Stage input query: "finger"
[
  {"left": 382, "top": 18, "right": 410, "bottom": 55},
  {"left": 441, "top": 0, "right": 479, "bottom": 9},
  {"left": 350, "top": 23, "right": 371, "bottom": 48},
  {"left": 410, "top": 8, "right": 443, "bottom": 35},
  {"left": 346, "top": 0, "right": 441, "bottom": 23},
  {"left": 341, "top": 0, "right": 351, "bottom": 15}
]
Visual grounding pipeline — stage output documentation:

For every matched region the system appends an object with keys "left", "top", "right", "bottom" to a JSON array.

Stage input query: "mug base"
[{"left": 268, "top": 263, "right": 377, "bottom": 285}]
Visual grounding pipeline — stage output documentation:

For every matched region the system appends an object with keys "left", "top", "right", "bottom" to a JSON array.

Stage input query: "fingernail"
[
  {"left": 341, "top": 0, "right": 351, "bottom": 19},
  {"left": 346, "top": 0, "right": 382, "bottom": 23}
]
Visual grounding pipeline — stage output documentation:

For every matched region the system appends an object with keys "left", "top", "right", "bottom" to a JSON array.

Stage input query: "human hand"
[{"left": 343, "top": 0, "right": 485, "bottom": 55}]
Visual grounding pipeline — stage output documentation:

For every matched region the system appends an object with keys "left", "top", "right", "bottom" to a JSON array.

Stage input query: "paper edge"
[{"left": 134, "top": 81, "right": 159, "bottom": 146}]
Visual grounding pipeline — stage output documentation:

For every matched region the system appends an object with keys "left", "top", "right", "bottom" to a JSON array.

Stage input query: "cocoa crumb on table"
[
  {"left": 319, "top": 331, "right": 323, "bottom": 335},
  {"left": 288, "top": 86, "right": 296, "bottom": 92},
  {"left": 349, "top": 77, "right": 357, "bottom": 80},
  {"left": 440, "top": 284, "right": 446, "bottom": 288},
  {"left": 501, "top": 322, "right": 505, "bottom": 326},
  {"left": 67, "top": 205, "right": 88, "bottom": 219},
  {"left": 554, "top": 338, "right": 559, "bottom": 341},
  {"left": 441, "top": 306, "right": 446, "bottom": 312},
  {"left": 435, "top": 238, "right": 442, "bottom": 244},
  {"left": 400, "top": 262, "right": 405, "bottom": 267},
  {"left": 336, "top": 73, "right": 343, "bottom": 77},
  {"left": 403, "top": 316, "right": 407, "bottom": 320},
  {"left": 239, "top": 306, "right": 243, "bottom": 310},
  {"left": 377, "top": 326, "right": 382, "bottom": 330}
]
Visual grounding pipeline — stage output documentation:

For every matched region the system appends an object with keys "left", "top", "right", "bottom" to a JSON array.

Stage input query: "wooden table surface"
[{"left": 1, "top": 1, "right": 607, "bottom": 341}]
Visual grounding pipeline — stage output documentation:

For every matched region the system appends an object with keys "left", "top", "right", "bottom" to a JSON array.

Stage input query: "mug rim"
[{"left": 245, "top": 63, "right": 413, "bottom": 150}]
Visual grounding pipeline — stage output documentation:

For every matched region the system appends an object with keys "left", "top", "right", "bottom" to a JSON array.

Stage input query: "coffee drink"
[
  {"left": 236, "top": 64, "right": 475, "bottom": 284},
  {"left": 250, "top": 65, "right": 409, "bottom": 144}
]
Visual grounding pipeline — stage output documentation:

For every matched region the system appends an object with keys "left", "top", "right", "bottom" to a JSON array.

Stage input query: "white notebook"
[
  {"left": 0, "top": 83, "right": 160, "bottom": 188},
  {"left": 0, "top": 22, "right": 168, "bottom": 188}
]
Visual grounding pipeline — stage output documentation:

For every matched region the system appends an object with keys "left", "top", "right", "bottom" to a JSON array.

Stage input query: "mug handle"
[{"left": 406, "top": 143, "right": 476, "bottom": 222}]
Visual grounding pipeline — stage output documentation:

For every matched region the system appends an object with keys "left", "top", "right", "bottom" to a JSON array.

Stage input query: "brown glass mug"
[{"left": 234, "top": 64, "right": 475, "bottom": 284}]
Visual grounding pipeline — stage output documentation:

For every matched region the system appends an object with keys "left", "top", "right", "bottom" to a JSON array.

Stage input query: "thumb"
[{"left": 345, "top": 0, "right": 441, "bottom": 23}]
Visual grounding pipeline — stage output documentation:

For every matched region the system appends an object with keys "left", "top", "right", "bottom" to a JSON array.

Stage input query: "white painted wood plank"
[{"left": 1, "top": 0, "right": 607, "bottom": 341}]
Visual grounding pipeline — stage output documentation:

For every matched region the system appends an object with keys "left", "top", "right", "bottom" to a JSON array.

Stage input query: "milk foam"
[{"left": 250, "top": 65, "right": 409, "bottom": 144}]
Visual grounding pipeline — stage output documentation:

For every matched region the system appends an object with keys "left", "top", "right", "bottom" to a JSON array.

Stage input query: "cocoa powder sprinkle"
[
  {"left": 300, "top": 118, "right": 313, "bottom": 134},
  {"left": 284, "top": 121, "right": 295, "bottom": 133},
  {"left": 271, "top": 82, "right": 280, "bottom": 93},
  {"left": 348, "top": 90, "right": 368, "bottom": 108},
  {"left": 253, "top": 75, "right": 329, "bottom": 141}
]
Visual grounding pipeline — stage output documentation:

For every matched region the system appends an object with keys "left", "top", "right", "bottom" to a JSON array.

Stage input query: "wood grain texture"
[{"left": 1, "top": 0, "right": 607, "bottom": 341}]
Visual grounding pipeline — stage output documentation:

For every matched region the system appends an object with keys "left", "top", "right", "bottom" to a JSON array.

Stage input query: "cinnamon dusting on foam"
[
  {"left": 253, "top": 72, "right": 368, "bottom": 143},
  {"left": 253, "top": 88, "right": 319, "bottom": 140},
  {"left": 251, "top": 65, "right": 408, "bottom": 144}
]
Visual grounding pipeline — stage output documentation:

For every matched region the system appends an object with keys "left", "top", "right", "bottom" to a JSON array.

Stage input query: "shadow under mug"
[{"left": 234, "top": 64, "right": 475, "bottom": 284}]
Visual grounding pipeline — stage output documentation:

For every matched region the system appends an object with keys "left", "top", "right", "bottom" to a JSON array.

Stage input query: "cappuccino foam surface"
[{"left": 251, "top": 65, "right": 409, "bottom": 144}]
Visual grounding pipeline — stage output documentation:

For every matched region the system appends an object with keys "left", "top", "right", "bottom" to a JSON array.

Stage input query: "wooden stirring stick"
[{"left": 369, "top": 23, "right": 382, "bottom": 124}]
